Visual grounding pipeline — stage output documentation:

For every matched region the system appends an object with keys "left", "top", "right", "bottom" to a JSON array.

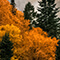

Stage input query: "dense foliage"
[
  {"left": 0, "top": 33, "right": 13, "bottom": 60},
  {"left": 56, "top": 22, "right": 60, "bottom": 39},
  {"left": 36, "top": 0, "right": 60, "bottom": 38},
  {"left": 0, "top": 24, "right": 22, "bottom": 60},
  {"left": 0, "top": 0, "right": 30, "bottom": 33},
  {"left": 0, "top": 0, "right": 59, "bottom": 60},
  {"left": 23, "top": 2, "right": 37, "bottom": 29},
  {"left": 22, "top": 27, "right": 58, "bottom": 60},
  {"left": 0, "top": 24, "right": 58, "bottom": 60}
]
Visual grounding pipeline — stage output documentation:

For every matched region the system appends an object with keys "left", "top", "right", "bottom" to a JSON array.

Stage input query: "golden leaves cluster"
[
  {"left": 21, "top": 27, "right": 58, "bottom": 60},
  {"left": 0, "top": 0, "right": 30, "bottom": 34}
]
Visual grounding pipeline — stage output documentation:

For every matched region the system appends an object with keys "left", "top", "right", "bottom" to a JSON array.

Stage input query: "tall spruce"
[
  {"left": 0, "top": 33, "right": 13, "bottom": 60},
  {"left": 56, "top": 40, "right": 60, "bottom": 60},
  {"left": 23, "top": 2, "right": 37, "bottom": 29},
  {"left": 36, "top": 0, "right": 60, "bottom": 38}
]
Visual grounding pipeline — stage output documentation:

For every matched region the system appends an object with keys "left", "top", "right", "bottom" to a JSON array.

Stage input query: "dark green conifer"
[
  {"left": 56, "top": 19, "right": 60, "bottom": 39},
  {"left": 36, "top": 0, "right": 60, "bottom": 38},
  {"left": 0, "top": 33, "right": 13, "bottom": 60},
  {"left": 23, "top": 2, "right": 37, "bottom": 29},
  {"left": 11, "top": 0, "right": 16, "bottom": 15},
  {"left": 56, "top": 40, "right": 60, "bottom": 60}
]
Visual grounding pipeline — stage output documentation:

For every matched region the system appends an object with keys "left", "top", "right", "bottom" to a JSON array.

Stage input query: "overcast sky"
[{"left": 8, "top": 0, "right": 60, "bottom": 17}]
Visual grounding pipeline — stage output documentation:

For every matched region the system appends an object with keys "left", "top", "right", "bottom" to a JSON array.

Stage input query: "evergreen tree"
[
  {"left": 0, "top": 33, "right": 13, "bottom": 60},
  {"left": 36, "top": 0, "right": 60, "bottom": 38},
  {"left": 11, "top": 0, "right": 16, "bottom": 15},
  {"left": 56, "top": 40, "right": 60, "bottom": 60},
  {"left": 56, "top": 19, "right": 60, "bottom": 39},
  {"left": 23, "top": 2, "right": 37, "bottom": 29}
]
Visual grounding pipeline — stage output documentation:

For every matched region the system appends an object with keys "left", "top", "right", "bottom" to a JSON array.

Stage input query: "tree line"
[{"left": 23, "top": 0, "right": 60, "bottom": 39}]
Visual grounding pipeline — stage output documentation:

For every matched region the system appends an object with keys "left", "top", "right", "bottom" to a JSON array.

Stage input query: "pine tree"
[
  {"left": 23, "top": 2, "right": 37, "bottom": 29},
  {"left": 0, "top": 33, "right": 13, "bottom": 60},
  {"left": 36, "top": 0, "right": 60, "bottom": 38},
  {"left": 56, "top": 40, "right": 60, "bottom": 60},
  {"left": 56, "top": 19, "right": 60, "bottom": 39},
  {"left": 11, "top": 0, "right": 16, "bottom": 15}
]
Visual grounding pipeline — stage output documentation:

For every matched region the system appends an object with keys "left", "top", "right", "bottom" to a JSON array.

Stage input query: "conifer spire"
[
  {"left": 36, "top": 0, "right": 60, "bottom": 38},
  {"left": 11, "top": 0, "right": 16, "bottom": 15},
  {"left": 11, "top": 0, "right": 15, "bottom": 7}
]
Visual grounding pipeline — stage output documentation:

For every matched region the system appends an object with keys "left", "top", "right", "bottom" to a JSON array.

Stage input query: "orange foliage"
[
  {"left": 0, "top": 0, "right": 30, "bottom": 34},
  {"left": 0, "top": 0, "right": 59, "bottom": 60},
  {"left": 0, "top": 24, "right": 58, "bottom": 60},
  {"left": 20, "top": 27, "right": 58, "bottom": 60}
]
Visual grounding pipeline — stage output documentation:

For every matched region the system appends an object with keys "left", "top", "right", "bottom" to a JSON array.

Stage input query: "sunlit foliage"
[
  {"left": 0, "top": 0, "right": 30, "bottom": 34},
  {"left": 21, "top": 27, "right": 58, "bottom": 60},
  {"left": 0, "top": 0, "right": 59, "bottom": 60},
  {"left": 0, "top": 24, "right": 58, "bottom": 60}
]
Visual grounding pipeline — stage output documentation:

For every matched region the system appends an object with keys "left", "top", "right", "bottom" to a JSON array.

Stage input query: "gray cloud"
[
  {"left": 15, "top": 0, "right": 38, "bottom": 11},
  {"left": 8, "top": 0, "right": 60, "bottom": 17}
]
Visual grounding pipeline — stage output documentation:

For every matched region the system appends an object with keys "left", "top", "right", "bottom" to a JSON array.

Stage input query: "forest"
[{"left": 0, "top": 0, "right": 60, "bottom": 60}]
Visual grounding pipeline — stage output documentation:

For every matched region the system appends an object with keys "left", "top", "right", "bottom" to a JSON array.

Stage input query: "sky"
[{"left": 8, "top": 0, "right": 60, "bottom": 17}]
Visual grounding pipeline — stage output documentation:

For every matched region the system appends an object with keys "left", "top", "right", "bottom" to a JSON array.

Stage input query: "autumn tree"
[
  {"left": 36, "top": 0, "right": 60, "bottom": 38},
  {"left": 0, "top": 0, "right": 30, "bottom": 33},
  {"left": 22, "top": 27, "right": 58, "bottom": 60},
  {"left": 23, "top": 2, "right": 37, "bottom": 29},
  {"left": 0, "top": 0, "right": 59, "bottom": 60},
  {"left": 0, "top": 24, "right": 58, "bottom": 60},
  {"left": 0, "top": 33, "right": 13, "bottom": 60},
  {"left": 12, "top": 27, "right": 58, "bottom": 60}
]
